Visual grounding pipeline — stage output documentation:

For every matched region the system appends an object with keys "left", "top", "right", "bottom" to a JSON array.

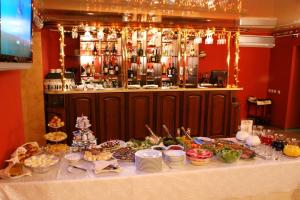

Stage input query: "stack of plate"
[
  {"left": 135, "top": 149, "right": 162, "bottom": 172},
  {"left": 164, "top": 150, "right": 185, "bottom": 163}
]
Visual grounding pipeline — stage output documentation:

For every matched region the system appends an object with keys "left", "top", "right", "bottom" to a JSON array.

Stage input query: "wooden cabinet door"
[
  {"left": 156, "top": 92, "right": 181, "bottom": 137},
  {"left": 207, "top": 91, "right": 230, "bottom": 138},
  {"left": 183, "top": 92, "right": 206, "bottom": 137},
  {"left": 98, "top": 93, "right": 125, "bottom": 142},
  {"left": 127, "top": 93, "right": 154, "bottom": 140},
  {"left": 229, "top": 102, "right": 240, "bottom": 137},
  {"left": 68, "top": 94, "right": 96, "bottom": 138}
]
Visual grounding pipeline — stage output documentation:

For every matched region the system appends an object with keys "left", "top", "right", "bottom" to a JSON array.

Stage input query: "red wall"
[
  {"left": 269, "top": 36, "right": 300, "bottom": 128},
  {"left": 237, "top": 47, "right": 271, "bottom": 119},
  {"left": 197, "top": 39, "right": 271, "bottom": 120},
  {"left": 0, "top": 71, "right": 24, "bottom": 168},
  {"left": 41, "top": 29, "right": 60, "bottom": 77}
]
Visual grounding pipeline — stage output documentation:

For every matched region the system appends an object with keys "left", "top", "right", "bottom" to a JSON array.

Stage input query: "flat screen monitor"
[
  {"left": 0, "top": 0, "right": 32, "bottom": 71},
  {"left": 210, "top": 70, "right": 228, "bottom": 87}
]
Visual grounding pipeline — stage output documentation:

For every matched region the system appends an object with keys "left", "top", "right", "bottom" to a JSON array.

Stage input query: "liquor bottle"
[
  {"left": 137, "top": 42, "right": 143, "bottom": 57},
  {"left": 167, "top": 63, "right": 172, "bottom": 78},
  {"left": 114, "top": 63, "right": 119, "bottom": 75},
  {"left": 91, "top": 61, "right": 95, "bottom": 76},
  {"left": 151, "top": 49, "right": 156, "bottom": 63},
  {"left": 93, "top": 43, "right": 98, "bottom": 56},
  {"left": 155, "top": 48, "right": 160, "bottom": 63},
  {"left": 162, "top": 63, "right": 167, "bottom": 75},
  {"left": 171, "top": 62, "right": 177, "bottom": 77},
  {"left": 108, "top": 62, "right": 115, "bottom": 75},
  {"left": 105, "top": 44, "right": 110, "bottom": 55},
  {"left": 103, "top": 62, "right": 109, "bottom": 75},
  {"left": 112, "top": 43, "right": 117, "bottom": 55},
  {"left": 86, "top": 63, "right": 91, "bottom": 77},
  {"left": 128, "top": 66, "right": 134, "bottom": 79},
  {"left": 131, "top": 48, "right": 137, "bottom": 63}
]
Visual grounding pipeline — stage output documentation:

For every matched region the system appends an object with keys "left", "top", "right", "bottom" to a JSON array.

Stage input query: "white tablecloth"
[{"left": 1, "top": 155, "right": 300, "bottom": 200}]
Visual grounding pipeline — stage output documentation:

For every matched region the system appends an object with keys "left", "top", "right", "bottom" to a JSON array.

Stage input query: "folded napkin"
[{"left": 93, "top": 160, "right": 120, "bottom": 174}]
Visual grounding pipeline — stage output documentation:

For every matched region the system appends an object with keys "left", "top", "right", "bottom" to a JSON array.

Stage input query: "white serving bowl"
[{"left": 163, "top": 150, "right": 185, "bottom": 162}]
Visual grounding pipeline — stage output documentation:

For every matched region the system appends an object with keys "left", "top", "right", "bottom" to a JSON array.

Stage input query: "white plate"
[
  {"left": 64, "top": 153, "right": 82, "bottom": 163},
  {"left": 135, "top": 149, "right": 162, "bottom": 158}
]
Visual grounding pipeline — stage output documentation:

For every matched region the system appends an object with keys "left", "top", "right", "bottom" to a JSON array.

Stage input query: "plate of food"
[
  {"left": 83, "top": 148, "right": 112, "bottom": 161},
  {"left": 186, "top": 148, "right": 213, "bottom": 165},
  {"left": 126, "top": 139, "right": 152, "bottom": 151},
  {"left": 113, "top": 147, "right": 135, "bottom": 162},
  {"left": 44, "top": 144, "right": 69, "bottom": 155},
  {"left": 24, "top": 154, "right": 59, "bottom": 173},
  {"left": 99, "top": 140, "right": 125, "bottom": 152},
  {"left": 0, "top": 163, "right": 32, "bottom": 179},
  {"left": 44, "top": 132, "right": 68, "bottom": 142},
  {"left": 7, "top": 142, "right": 40, "bottom": 164}
]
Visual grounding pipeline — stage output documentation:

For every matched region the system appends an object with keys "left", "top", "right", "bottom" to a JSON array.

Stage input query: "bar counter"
[
  {"left": 1, "top": 155, "right": 299, "bottom": 200},
  {"left": 45, "top": 87, "right": 243, "bottom": 94},
  {"left": 44, "top": 87, "right": 242, "bottom": 143}
]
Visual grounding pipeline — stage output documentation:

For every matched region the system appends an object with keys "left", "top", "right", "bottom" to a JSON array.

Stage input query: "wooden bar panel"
[
  {"left": 68, "top": 94, "right": 96, "bottom": 141},
  {"left": 207, "top": 91, "right": 230, "bottom": 138},
  {"left": 182, "top": 91, "right": 206, "bottom": 137},
  {"left": 98, "top": 93, "right": 125, "bottom": 142},
  {"left": 128, "top": 92, "right": 154, "bottom": 140},
  {"left": 156, "top": 92, "right": 181, "bottom": 137}
]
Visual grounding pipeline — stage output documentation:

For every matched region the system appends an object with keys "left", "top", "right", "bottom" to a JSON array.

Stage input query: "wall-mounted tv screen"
[{"left": 0, "top": 0, "right": 32, "bottom": 71}]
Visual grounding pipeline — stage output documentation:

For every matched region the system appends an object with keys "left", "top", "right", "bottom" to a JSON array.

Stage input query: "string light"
[
  {"left": 72, "top": 26, "right": 78, "bottom": 39},
  {"left": 205, "top": 28, "right": 215, "bottom": 45}
]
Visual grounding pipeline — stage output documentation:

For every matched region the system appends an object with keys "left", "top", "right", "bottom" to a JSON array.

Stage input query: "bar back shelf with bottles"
[
  {"left": 126, "top": 28, "right": 181, "bottom": 89},
  {"left": 79, "top": 33, "right": 122, "bottom": 88}
]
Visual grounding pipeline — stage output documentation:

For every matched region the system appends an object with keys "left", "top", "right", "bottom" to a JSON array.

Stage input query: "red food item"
[
  {"left": 186, "top": 148, "right": 213, "bottom": 159},
  {"left": 169, "top": 146, "right": 183, "bottom": 150}
]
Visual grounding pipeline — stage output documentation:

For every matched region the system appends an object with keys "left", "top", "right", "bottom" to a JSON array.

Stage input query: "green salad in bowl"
[{"left": 217, "top": 147, "right": 241, "bottom": 163}]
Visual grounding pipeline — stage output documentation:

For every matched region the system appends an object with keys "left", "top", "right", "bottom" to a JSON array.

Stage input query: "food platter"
[
  {"left": 99, "top": 140, "right": 126, "bottom": 152},
  {"left": 112, "top": 147, "right": 135, "bottom": 162},
  {"left": 83, "top": 148, "right": 113, "bottom": 161},
  {"left": 44, "top": 132, "right": 68, "bottom": 142}
]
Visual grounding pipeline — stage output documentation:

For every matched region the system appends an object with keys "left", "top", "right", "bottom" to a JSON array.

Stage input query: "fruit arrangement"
[{"left": 48, "top": 116, "right": 64, "bottom": 128}]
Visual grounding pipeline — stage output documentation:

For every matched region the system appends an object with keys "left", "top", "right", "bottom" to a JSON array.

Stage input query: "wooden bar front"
[{"left": 45, "top": 88, "right": 241, "bottom": 143}]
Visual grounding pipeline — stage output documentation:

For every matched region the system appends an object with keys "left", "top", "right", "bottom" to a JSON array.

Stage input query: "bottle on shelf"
[
  {"left": 93, "top": 43, "right": 98, "bottom": 56},
  {"left": 155, "top": 48, "right": 160, "bottom": 63},
  {"left": 128, "top": 65, "right": 134, "bottom": 79},
  {"left": 151, "top": 49, "right": 156, "bottom": 63},
  {"left": 103, "top": 62, "right": 109, "bottom": 75},
  {"left": 86, "top": 63, "right": 91, "bottom": 77},
  {"left": 105, "top": 44, "right": 110, "bottom": 55},
  {"left": 162, "top": 63, "right": 167, "bottom": 75},
  {"left": 91, "top": 61, "right": 95, "bottom": 76},
  {"left": 167, "top": 63, "right": 172, "bottom": 78},
  {"left": 137, "top": 42, "right": 143, "bottom": 57},
  {"left": 131, "top": 48, "right": 137, "bottom": 63},
  {"left": 171, "top": 62, "right": 177, "bottom": 77},
  {"left": 112, "top": 43, "right": 117, "bottom": 55},
  {"left": 108, "top": 61, "right": 115, "bottom": 75},
  {"left": 114, "top": 63, "right": 119, "bottom": 75}
]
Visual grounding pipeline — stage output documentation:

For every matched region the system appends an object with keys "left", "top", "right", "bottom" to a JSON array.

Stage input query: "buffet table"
[{"left": 1, "top": 156, "right": 300, "bottom": 200}]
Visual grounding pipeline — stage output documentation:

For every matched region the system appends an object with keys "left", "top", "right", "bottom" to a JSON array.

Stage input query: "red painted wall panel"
[
  {"left": 41, "top": 30, "right": 60, "bottom": 77},
  {"left": 0, "top": 71, "right": 24, "bottom": 168},
  {"left": 237, "top": 47, "right": 271, "bottom": 119}
]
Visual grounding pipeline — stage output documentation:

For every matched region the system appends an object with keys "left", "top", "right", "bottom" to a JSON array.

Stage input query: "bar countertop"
[{"left": 45, "top": 87, "right": 243, "bottom": 94}]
